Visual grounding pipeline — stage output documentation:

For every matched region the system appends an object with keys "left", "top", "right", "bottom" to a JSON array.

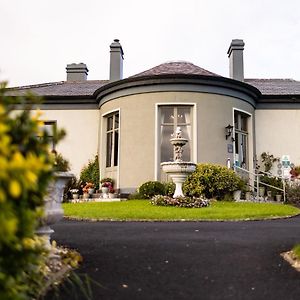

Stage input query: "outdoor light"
[{"left": 225, "top": 124, "right": 234, "bottom": 141}]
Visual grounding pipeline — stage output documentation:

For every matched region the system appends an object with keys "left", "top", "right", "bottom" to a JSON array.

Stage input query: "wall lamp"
[{"left": 225, "top": 124, "right": 234, "bottom": 142}]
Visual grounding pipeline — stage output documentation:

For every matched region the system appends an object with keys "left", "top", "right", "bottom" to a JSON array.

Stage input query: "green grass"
[{"left": 62, "top": 200, "right": 300, "bottom": 221}]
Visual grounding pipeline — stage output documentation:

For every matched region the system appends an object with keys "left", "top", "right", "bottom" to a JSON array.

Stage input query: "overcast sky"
[{"left": 1, "top": 0, "right": 299, "bottom": 87}]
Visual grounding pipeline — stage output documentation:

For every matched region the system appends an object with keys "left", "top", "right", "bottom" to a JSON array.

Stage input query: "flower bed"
[{"left": 151, "top": 195, "right": 210, "bottom": 208}]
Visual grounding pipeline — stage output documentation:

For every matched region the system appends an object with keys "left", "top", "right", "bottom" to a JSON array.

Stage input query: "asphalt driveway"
[{"left": 47, "top": 216, "right": 300, "bottom": 300}]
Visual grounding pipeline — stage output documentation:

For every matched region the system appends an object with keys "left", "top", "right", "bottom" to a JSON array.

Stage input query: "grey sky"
[{"left": 1, "top": 0, "right": 299, "bottom": 87}]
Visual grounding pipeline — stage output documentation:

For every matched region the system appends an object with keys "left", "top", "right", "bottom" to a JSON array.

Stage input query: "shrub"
[
  {"left": 0, "top": 83, "right": 64, "bottom": 299},
  {"left": 183, "top": 163, "right": 242, "bottom": 200},
  {"left": 151, "top": 195, "right": 210, "bottom": 208},
  {"left": 162, "top": 181, "right": 176, "bottom": 197},
  {"left": 260, "top": 175, "right": 283, "bottom": 197},
  {"left": 79, "top": 155, "right": 100, "bottom": 190},
  {"left": 286, "top": 183, "right": 300, "bottom": 207},
  {"left": 53, "top": 152, "right": 70, "bottom": 172},
  {"left": 138, "top": 181, "right": 165, "bottom": 199}
]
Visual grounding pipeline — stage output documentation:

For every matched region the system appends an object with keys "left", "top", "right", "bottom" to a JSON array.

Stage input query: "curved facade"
[{"left": 96, "top": 75, "right": 259, "bottom": 193}]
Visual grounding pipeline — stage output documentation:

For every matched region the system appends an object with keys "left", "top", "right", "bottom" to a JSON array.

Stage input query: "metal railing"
[{"left": 234, "top": 166, "right": 286, "bottom": 202}]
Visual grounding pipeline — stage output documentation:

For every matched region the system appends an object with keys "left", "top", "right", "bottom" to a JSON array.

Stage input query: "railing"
[{"left": 234, "top": 166, "right": 286, "bottom": 202}]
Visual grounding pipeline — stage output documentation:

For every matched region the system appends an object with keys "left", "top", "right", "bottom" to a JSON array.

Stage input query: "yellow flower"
[
  {"left": 9, "top": 180, "right": 22, "bottom": 198},
  {"left": 22, "top": 237, "right": 36, "bottom": 250}
]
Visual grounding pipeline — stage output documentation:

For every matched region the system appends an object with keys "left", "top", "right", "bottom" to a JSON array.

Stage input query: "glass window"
[
  {"left": 106, "top": 112, "right": 119, "bottom": 168},
  {"left": 160, "top": 106, "right": 192, "bottom": 163},
  {"left": 41, "top": 121, "right": 56, "bottom": 151}
]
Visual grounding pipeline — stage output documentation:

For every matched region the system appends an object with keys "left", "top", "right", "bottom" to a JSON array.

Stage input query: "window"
[
  {"left": 234, "top": 111, "right": 249, "bottom": 168},
  {"left": 106, "top": 112, "right": 119, "bottom": 168},
  {"left": 42, "top": 121, "right": 56, "bottom": 151},
  {"left": 160, "top": 106, "right": 192, "bottom": 162}
]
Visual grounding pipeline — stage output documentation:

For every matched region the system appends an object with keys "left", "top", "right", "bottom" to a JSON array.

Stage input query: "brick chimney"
[
  {"left": 227, "top": 39, "right": 245, "bottom": 81},
  {"left": 66, "top": 63, "right": 89, "bottom": 81},
  {"left": 109, "top": 39, "right": 124, "bottom": 82}
]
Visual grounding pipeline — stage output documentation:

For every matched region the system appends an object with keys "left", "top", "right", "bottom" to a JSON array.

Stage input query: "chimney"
[
  {"left": 109, "top": 39, "right": 124, "bottom": 81},
  {"left": 66, "top": 63, "right": 89, "bottom": 81},
  {"left": 227, "top": 39, "right": 245, "bottom": 81}
]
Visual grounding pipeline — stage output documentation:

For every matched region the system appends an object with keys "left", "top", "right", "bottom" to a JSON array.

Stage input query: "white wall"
[
  {"left": 256, "top": 109, "right": 300, "bottom": 165},
  {"left": 40, "top": 109, "right": 99, "bottom": 176}
]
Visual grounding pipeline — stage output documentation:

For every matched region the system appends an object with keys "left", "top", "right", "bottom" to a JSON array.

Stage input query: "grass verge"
[{"left": 63, "top": 200, "right": 300, "bottom": 221}]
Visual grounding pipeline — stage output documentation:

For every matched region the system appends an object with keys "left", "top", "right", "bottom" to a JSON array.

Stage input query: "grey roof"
[
  {"left": 7, "top": 80, "right": 108, "bottom": 97},
  {"left": 245, "top": 79, "right": 300, "bottom": 96},
  {"left": 131, "top": 61, "right": 220, "bottom": 77}
]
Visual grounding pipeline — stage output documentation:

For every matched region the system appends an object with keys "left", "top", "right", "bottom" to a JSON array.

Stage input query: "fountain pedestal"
[{"left": 161, "top": 127, "right": 196, "bottom": 197}]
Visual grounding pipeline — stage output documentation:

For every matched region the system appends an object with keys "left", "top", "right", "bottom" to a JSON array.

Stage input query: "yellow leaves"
[{"left": 9, "top": 180, "right": 22, "bottom": 198}]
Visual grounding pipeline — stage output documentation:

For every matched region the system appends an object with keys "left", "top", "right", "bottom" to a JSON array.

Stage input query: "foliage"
[
  {"left": 292, "top": 244, "right": 300, "bottom": 260},
  {"left": 151, "top": 195, "right": 210, "bottom": 208},
  {"left": 138, "top": 181, "right": 165, "bottom": 199},
  {"left": 82, "top": 182, "right": 94, "bottom": 194},
  {"left": 53, "top": 152, "right": 70, "bottom": 172},
  {"left": 0, "top": 83, "right": 65, "bottom": 299},
  {"left": 290, "top": 166, "right": 300, "bottom": 178},
  {"left": 260, "top": 175, "right": 283, "bottom": 197},
  {"left": 183, "top": 163, "right": 242, "bottom": 199},
  {"left": 260, "top": 152, "right": 279, "bottom": 173},
  {"left": 286, "top": 183, "right": 300, "bottom": 207},
  {"left": 62, "top": 200, "right": 300, "bottom": 221},
  {"left": 79, "top": 155, "right": 100, "bottom": 190},
  {"left": 162, "top": 181, "right": 176, "bottom": 197},
  {"left": 63, "top": 177, "right": 82, "bottom": 202},
  {"left": 100, "top": 177, "right": 114, "bottom": 185}
]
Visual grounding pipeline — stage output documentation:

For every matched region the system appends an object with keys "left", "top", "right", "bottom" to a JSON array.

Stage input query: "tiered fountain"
[{"left": 161, "top": 127, "right": 196, "bottom": 197}]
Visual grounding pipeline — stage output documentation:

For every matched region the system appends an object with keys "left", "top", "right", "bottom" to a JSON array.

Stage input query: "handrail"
[{"left": 234, "top": 166, "right": 286, "bottom": 202}]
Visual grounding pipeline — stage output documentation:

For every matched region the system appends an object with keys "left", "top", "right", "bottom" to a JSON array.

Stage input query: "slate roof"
[
  {"left": 131, "top": 61, "right": 220, "bottom": 78},
  {"left": 7, "top": 80, "right": 108, "bottom": 97},
  {"left": 245, "top": 79, "right": 300, "bottom": 96}
]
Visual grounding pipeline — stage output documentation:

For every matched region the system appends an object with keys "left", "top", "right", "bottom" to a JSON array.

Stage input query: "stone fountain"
[{"left": 161, "top": 127, "right": 196, "bottom": 197}]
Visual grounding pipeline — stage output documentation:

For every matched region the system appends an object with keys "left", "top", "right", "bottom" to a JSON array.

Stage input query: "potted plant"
[
  {"left": 233, "top": 178, "right": 246, "bottom": 201},
  {"left": 82, "top": 182, "right": 95, "bottom": 200},
  {"left": 70, "top": 188, "right": 79, "bottom": 201},
  {"left": 100, "top": 178, "right": 114, "bottom": 199}
]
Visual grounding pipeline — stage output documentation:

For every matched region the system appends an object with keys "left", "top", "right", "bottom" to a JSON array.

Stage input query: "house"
[{"left": 8, "top": 39, "right": 300, "bottom": 194}]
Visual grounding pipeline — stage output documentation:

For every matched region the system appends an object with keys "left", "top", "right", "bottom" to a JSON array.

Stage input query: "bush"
[
  {"left": 260, "top": 175, "right": 283, "bottom": 197},
  {"left": 183, "top": 163, "right": 242, "bottom": 200},
  {"left": 151, "top": 195, "right": 210, "bottom": 208},
  {"left": 0, "top": 83, "right": 64, "bottom": 299},
  {"left": 162, "top": 181, "right": 176, "bottom": 197},
  {"left": 53, "top": 152, "right": 70, "bottom": 172},
  {"left": 138, "top": 181, "right": 165, "bottom": 199},
  {"left": 79, "top": 155, "right": 100, "bottom": 190},
  {"left": 286, "top": 183, "right": 300, "bottom": 207}
]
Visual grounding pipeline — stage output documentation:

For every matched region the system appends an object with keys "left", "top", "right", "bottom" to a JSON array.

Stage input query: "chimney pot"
[
  {"left": 227, "top": 39, "right": 245, "bottom": 81},
  {"left": 66, "top": 63, "right": 89, "bottom": 81}
]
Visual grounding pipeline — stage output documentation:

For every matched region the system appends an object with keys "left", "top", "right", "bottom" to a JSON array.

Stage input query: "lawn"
[{"left": 63, "top": 200, "right": 300, "bottom": 221}]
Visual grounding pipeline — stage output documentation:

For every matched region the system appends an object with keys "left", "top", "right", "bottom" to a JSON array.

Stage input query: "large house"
[{"left": 9, "top": 39, "right": 300, "bottom": 194}]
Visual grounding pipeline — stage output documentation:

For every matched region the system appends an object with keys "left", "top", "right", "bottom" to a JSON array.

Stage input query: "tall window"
[
  {"left": 160, "top": 106, "right": 192, "bottom": 162},
  {"left": 234, "top": 111, "right": 249, "bottom": 168},
  {"left": 106, "top": 112, "right": 119, "bottom": 168},
  {"left": 42, "top": 121, "right": 56, "bottom": 151}
]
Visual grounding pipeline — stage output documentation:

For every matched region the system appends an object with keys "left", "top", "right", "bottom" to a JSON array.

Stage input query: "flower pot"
[
  {"left": 83, "top": 193, "right": 89, "bottom": 200},
  {"left": 245, "top": 191, "right": 251, "bottom": 201},
  {"left": 266, "top": 190, "right": 273, "bottom": 200},
  {"left": 36, "top": 172, "right": 73, "bottom": 248},
  {"left": 259, "top": 187, "right": 265, "bottom": 197},
  {"left": 88, "top": 188, "right": 94, "bottom": 196},
  {"left": 101, "top": 187, "right": 109, "bottom": 198},
  {"left": 233, "top": 190, "right": 242, "bottom": 201},
  {"left": 276, "top": 194, "right": 282, "bottom": 202},
  {"left": 73, "top": 193, "right": 79, "bottom": 200}
]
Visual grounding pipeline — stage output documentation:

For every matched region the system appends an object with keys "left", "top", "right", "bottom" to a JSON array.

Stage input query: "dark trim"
[{"left": 94, "top": 74, "right": 261, "bottom": 105}]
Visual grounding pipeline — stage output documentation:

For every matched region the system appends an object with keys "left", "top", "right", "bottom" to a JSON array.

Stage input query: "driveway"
[{"left": 47, "top": 217, "right": 300, "bottom": 300}]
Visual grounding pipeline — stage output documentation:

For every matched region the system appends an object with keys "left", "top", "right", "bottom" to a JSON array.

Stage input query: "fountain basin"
[{"left": 161, "top": 162, "right": 196, "bottom": 197}]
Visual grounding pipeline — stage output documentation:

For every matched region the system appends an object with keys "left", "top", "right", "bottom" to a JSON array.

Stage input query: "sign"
[
  {"left": 227, "top": 144, "right": 233, "bottom": 153},
  {"left": 281, "top": 155, "right": 290, "bottom": 167}
]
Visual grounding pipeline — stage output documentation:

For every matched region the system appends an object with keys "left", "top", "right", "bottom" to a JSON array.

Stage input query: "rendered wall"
[
  {"left": 100, "top": 91, "right": 255, "bottom": 192},
  {"left": 39, "top": 109, "right": 99, "bottom": 176},
  {"left": 255, "top": 109, "right": 300, "bottom": 165}
]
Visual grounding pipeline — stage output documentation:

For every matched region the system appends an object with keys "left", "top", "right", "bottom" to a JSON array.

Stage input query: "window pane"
[
  {"left": 177, "top": 107, "right": 190, "bottom": 124},
  {"left": 241, "top": 115, "right": 247, "bottom": 131},
  {"left": 161, "top": 107, "right": 174, "bottom": 124},
  {"left": 106, "top": 132, "right": 113, "bottom": 167},
  {"left": 161, "top": 125, "right": 174, "bottom": 162},
  {"left": 107, "top": 116, "right": 113, "bottom": 131},
  {"left": 180, "top": 125, "right": 191, "bottom": 161},
  {"left": 115, "top": 113, "right": 119, "bottom": 129},
  {"left": 114, "top": 130, "right": 119, "bottom": 166}
]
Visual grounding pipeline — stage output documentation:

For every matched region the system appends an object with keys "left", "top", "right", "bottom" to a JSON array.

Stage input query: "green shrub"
[
  {"left": 286, "top": 183, "right": 300, "bottom": 207},
  {"left": 79, "top": 155, "right": 100, "bottom": 189},
  {"left": 183, "top": 163, "right": 242, "bottom": 199},
  {"left": 53, "top": 152, "right": 70, "bottom": 172},
  {"left": 260, "top": 175, "right": 283, "bottom": 197},
  {"left": 138, "top": 181, "right": 165, "bottom": 199},
  {"left": 0, "top": 83, "right": 64, "bottom": 299},
  {"left": 162, "top": 181, "right": 176, "bottom": 196}
]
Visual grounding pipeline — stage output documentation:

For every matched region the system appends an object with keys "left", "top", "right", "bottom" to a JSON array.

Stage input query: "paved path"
[{"left": 48, "top": 217, "right": 300, "bottom": 300}]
